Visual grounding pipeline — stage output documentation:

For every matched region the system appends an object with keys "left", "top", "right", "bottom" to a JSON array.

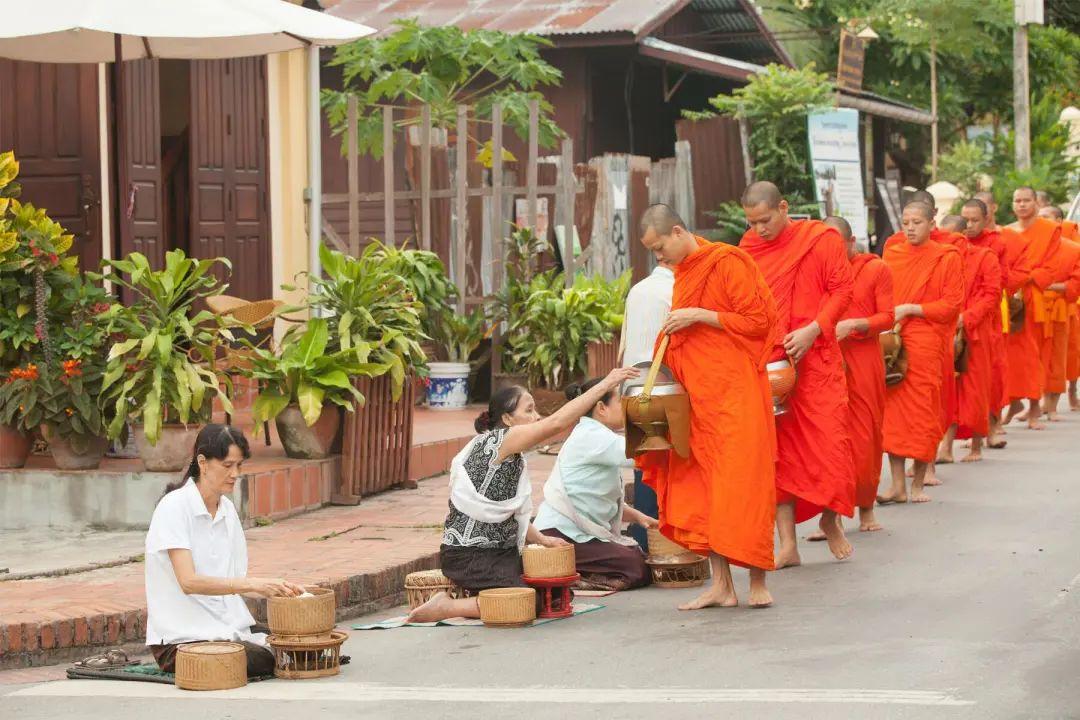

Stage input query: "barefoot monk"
[
  {"left": 739, "top": 182, "right": 856, "bottom": 567},
  {"left": 637, "top": 203, "right": 780, "bottom": 610},
  {"left": 1035, "top": 204, "right": 1080, "bottom": 421},
  {"left": 879, "top": 202, "right": 963, "bottom": 504}
]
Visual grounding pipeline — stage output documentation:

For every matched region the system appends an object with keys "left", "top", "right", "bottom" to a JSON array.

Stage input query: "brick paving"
[{"left": 0, "top": 452, "right": 562, "bottom": 671}]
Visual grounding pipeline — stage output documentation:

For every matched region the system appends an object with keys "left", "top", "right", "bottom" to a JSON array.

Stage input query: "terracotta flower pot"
[
  {"left": 0, "top": 423, "right": 31, "bottom": 469},
  {"left": 135, "top": 424, "right": 202, "bottom": 472},
  {"left": 43, "top": 426, "right": 109, "bottom": 470},
  {"left": 275, "top": 404, "right": 340, "bottom": 460}
]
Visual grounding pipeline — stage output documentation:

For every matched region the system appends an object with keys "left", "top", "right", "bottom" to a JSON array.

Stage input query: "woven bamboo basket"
[
  {"left": 521, "top": 543, "right": 576, "bottom": 579},
  {"left": 268, "top": 631, "right": 347, "bottom": 680},
  {"left": 266, "top": 587, "right": 336, "bottom": 638},
  {"left": 478, "top": 587, "right": 537, "bottom": 628},
  {"left": 175, "top": 642, "right": 247, "bottom": 691},
  {"left": 404, "top": 569, "right": 463, "bottom": 610},
  {"left": 646, "top": 555, "right": 710, "bottom": 588},
  {"left": 646, "top": 528, "right": 695, "bottom": 559}
]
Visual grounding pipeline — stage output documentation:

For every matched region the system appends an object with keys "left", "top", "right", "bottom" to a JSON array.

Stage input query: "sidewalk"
[{"left": 0, "top": 450, "right": 610, "bottom": 671}]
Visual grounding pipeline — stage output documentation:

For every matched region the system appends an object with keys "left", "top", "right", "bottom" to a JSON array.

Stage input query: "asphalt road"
[{"left": 4, "top": 412, "right": 1080, "bottom": 719}]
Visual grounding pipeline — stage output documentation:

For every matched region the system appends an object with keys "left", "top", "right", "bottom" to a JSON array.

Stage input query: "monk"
[
  {"left": 936, "top": 214, "right": 1001, "bottom": 463},
  {"left": 1039, "top": 207, "right": 1080, "bottom": 411},
  {"left": 1003, "top": 187, "right": 1064, "bottom": 430},
  {"left": 883, "top": 190, "right": 943, "bottom": 253},
  {"left": 638, "top": 203, "right": 779, "bottom": 610},
  {"left": 739, "top": 182, "right": 856, "bottom": 567},
  {"left": 823, "top": 216, "right": 893, "bottom": 533},
  {"left": 1033, "top": 205, "right": 1080, "bottom": 420},
  {"left": 964, "top": 197, "right": 1028, "bottom": 448},
  {"left": 878, "top": 202, "right": 963, "bottom": 504}
]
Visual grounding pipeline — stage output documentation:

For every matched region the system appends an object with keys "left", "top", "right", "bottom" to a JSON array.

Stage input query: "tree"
[{"left": 322, "top": 19, "right": 564, "bottom": 158}]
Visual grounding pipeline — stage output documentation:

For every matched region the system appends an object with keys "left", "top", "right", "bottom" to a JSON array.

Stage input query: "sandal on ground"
[{"left": 73, "top": 648, "right": 131, "bottom": 670}]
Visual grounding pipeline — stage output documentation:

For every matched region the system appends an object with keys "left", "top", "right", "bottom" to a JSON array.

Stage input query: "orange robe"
[
  {"left": 1063, "top": 220, "right": 1079, "bottom": 241},
  {"left": 1062, "top": 225, "right": 1080, "bottom": 382},
  {"left": 943, "top": 234, "right": 1002, "bottom": 437},
  {"left": 640, "top": 237, "right": 778, "bottom": 570},
  {"left": 882, "top": 240, "right": 964, "bottom": 462},
  {"left": 1005, "top": 218, "right": 1063, "bottom": 401},
  {"left": 839, "top": 255, "right": 894, "bottom": 509},
  {"left": 1038, "top": 239, "right": 1080, "bottom": 394},
  {"left": 883, "top": 227, "right": 953, "bottom": 253},
  {"left": 741, "top": 220, "right": 855, "bottom": 522}
]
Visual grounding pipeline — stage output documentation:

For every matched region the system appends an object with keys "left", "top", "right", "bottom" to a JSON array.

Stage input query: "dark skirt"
[
  {"left": 541, "top": 529, "right": 651, "bottom": 591},
  {"left": 439, "top": 544, "right": 545, "bottom": 613}
]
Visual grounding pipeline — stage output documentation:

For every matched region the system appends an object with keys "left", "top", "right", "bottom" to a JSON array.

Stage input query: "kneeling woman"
[
  {"left": 144, "top": 424, "right": 304, "bottom": 677},
  {"left": 408, "top": 367, "right": 638, "bottom": 623},
  {"left": 533, "top": 378, "right": 655, "bottom": 591}
]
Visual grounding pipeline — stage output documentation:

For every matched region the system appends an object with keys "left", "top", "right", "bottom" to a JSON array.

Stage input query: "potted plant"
[
  {"left": 0, "top": 361, "right": 37, "bottom": 468},
  {"left": 247, "top": 318, "right": 388, "bottom": 459},
  {"left": 96, "top": 250, "right": 235, "bottom": 472},
  {"left": 426, "top": 307, "right": 489, "bottom": 410}
]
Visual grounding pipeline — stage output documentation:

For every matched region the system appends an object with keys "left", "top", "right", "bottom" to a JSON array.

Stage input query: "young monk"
[
  {"left": 883, "top": 190, "right": 943, "bottom": 252},
  {"left": 936, "top": 215, "right": 1001, "bottom": 463},
  {"left": 965, "top": 196, "right": 1028, "bottom": 448},
  {"left": 1003, "top": 187, "right": 1064, "bottom": 429},
  {"left": 878, "top": 202, "right": 963, "bottom": 504},
  {"left": 638, "top": 203, "right": 779, "bottom": 610},
  {"left": 822, "top": 216, "right": 893, "bottom": 533},
  {"left": 739, "top": 182, "right": 856, "bottom": 567},
  {"left": 1038, "top": 206, "right": 1080, "bottom": 411},
  {"left": 1033, "top": 205, "right": 1080, "bottom": 420}
]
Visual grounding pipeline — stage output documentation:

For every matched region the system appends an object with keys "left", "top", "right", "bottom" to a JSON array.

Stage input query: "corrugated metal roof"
[{"left": 322, "top": 0, "right": 689, "bottom": 37}]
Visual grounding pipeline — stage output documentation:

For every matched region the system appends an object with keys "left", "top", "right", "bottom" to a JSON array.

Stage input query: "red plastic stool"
[{"left": 523, "top": 574, "right": 579, "bottom": 619}]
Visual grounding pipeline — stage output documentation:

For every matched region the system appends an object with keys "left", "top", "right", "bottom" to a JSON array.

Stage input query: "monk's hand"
[
  {"left": 783, "top": 321, "right": 821, "bottom": 363},
  {"left": 661, "top": 308, "right": 707, "bottom": 335},
  {"left": 894, "top": 303, "right": 922, "bottom": 321},
  {"left": 835, "top": 319, "right": 857, "bottom": 341}
]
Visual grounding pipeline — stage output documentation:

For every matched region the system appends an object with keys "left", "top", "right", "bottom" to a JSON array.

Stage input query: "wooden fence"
[{"left": 337, "top": 373, "right": 415, "bottom": 501}]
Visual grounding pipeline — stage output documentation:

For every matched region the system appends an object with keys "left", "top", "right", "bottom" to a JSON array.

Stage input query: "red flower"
[
  {"left": 92, "top": 302, "right": 112, "bottom": 315},
  {"left": 62, "top": 359, "right": 82, "bottom": 377},
  {"left": 31, "top": 247, "right": 41, "bottom": 257},
  {"left": 48, "top": 252, "right": 59, "bottom": 265}
]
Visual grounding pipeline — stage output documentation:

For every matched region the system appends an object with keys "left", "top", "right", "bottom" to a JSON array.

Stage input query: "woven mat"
[
  {"left": 353, "top": 603, "right": 604, "bottom": 630},
  {"left": 66, "top": 662, "right": 274, "bottom": 684}
]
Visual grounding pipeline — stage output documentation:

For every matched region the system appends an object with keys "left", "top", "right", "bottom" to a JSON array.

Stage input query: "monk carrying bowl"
[{"left": 766, "top": 359, "right": 796, "bottom": 415}]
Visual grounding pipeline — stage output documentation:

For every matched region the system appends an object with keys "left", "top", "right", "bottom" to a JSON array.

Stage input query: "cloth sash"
[
  {"left": 541, "top": 457, "right": 638, "bottom": 547},
  {"left": 449, "top": 436, "right": 532, "bottom": 551}
]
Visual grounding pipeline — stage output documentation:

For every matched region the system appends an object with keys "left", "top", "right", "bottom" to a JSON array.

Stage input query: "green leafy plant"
[
  {"left": 247, "top": 318, "right": 388, "bottom": 427},
  {"left": 95, "top": 250, "right": 235, "bottom": 445},
  {"left": 323, "top": 19, "right": 564, "bottom": 158},
  {"left": 934, "top": 139, "right": 992, "bottom": 199},
  {"left": 430, "top": 307, "right": 489, "bottom": 364},
  {"left": 367, "top": 241, "right": 459, "bottom": 357},
  {"left": 290, "top": 243, "right": 426, "bottom": 401}
]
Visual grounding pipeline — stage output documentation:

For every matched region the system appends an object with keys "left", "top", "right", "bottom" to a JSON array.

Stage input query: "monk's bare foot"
[
  {"left": 858, "top": 507, "right": 882, "bottom": 532},
  {"left": 774, "top": 546, "right": 802, "bottom": 569},
  {"left": 923, "top": 466, "right": 942, "bottom": 486},
  {"left": 678, "top": 586, "right": 738, "bottom": 611},
  {"left": 1016, "top": 411, "right": 1029, "bottom": 422},
  {"left": 960, "top": 450, "right": 982, "bottom": 462},
  {"left": 1070, "top": 394, "right": 1080, "bottom": 411},
  {"left": 407, "top": 591, "right": 456, "bottom": 624},
  {"left": 820, "top": 513, "right": 853, "bottom": 561},
  {"left": 876, "top": 491, "right": 907, "bottom": 505},
  {"left": 910, "top": 490, "right": 932, "bottom": 503},
  {"left": 1028, "top": 419, "right": 1046, "bottom": 430},
  {"left": 1047, "top": 412, "right": 1060, "bottom": 422},
  {"left": 748, "top": 586, "right": 773, "bottom": 608},
  {"left": 936, "top": 450, "right": 954, "bottom": 464}
]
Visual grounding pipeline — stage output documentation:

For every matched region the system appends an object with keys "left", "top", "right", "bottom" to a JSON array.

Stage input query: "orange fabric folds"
[
  {"left": 741, "top": 220, "right": 856, "bottom": 522},
  {"left": 640, "top": 237, "right": 778, "bottom": 570},
  {"left": 882, "top": 240, "right": 964, "bottom": 462},
  {"left": 1006, "top": 218, "right": 1062, "bottom": 401}
]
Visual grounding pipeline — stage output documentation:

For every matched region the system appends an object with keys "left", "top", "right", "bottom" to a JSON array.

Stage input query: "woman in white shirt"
[
  {"left": 534, "top": 378, "right": 657, "bottom": 590},
  {"left": 145, "top": 424, "right": 303, "bottom": 677}
]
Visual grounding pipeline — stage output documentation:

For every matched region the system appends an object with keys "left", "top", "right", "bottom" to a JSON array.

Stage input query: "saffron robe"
[
  {"left": 882, "top": 240, "right": 964, "bottom": 462},
  {"left": 839, "top": 255, "right": 894, "bottom": 509},
  {"left": 1005, "top": 218, "right": 1062, "bottom": 401},
  {"left": 741, "top": 220, "right": 855, "bottom": 522},
  {"left": 640, "top": 237, "right": 779, "bottom": 570},
  {"left": 943, "top": 234, "right": 1002, "bottom": 437},
  {"left": 1038, "top": 239, "right": 1080, "bottom": 394}
]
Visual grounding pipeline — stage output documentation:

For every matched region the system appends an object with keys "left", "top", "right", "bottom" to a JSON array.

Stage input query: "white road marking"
[{"left": 11, "top": 683, "right": 973, "bottom": 706}]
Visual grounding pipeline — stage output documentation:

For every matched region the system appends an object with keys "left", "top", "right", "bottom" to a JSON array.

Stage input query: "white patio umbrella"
[{"left": 0, "top": 0, "right": 375, "bottom": 282}]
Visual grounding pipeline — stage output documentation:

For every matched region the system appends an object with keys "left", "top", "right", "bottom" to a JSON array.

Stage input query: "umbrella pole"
[{"left": 111, "top": 33, "right": 124, "bottom": 266}]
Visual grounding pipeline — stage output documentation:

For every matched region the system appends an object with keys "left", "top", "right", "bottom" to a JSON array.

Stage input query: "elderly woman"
[
  {"left": 408, "top": 366, "right": 638, "bottom": 623},
  {"left": 533, "top": 377, "right": 656, "bottom": 590},
  {"left": 144, "top": 424, "right": 303, "bottom": 677}
]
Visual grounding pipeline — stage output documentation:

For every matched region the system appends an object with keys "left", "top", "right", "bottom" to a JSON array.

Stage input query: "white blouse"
[{"left": 144, "top": 479, "right": 265, "bottom": 647}]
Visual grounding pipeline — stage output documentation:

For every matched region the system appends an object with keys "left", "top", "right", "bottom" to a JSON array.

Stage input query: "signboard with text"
[{"left": 808, "top": 108, "right": 869, "bottom": 245}]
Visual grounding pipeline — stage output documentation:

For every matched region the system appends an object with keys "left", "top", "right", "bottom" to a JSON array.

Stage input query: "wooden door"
[
  {"left": 190, "top": 58, "right": 270, "bottom": 300},
  {"left": 119, "top": 59, "right": 164, "bottom": 268},
  {"left": 0, "top": 61, "right": 102, "bottom": 271}
]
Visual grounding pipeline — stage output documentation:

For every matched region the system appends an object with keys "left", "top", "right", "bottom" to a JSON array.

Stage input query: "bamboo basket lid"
[
  {"left": 646, "top": 528, "right": 693, "bottom": 559},
  {"left": 267, "top": 587, "right": 336, "bottom": 637},
  {"left": 522, "top": 543, "right": 576, "bottom": 579},
  {"left": 405, "top": 569, "right": 453, "bottom": 588},
  {"left": 478, "top": 587, "right": 536, "bottom": 628},
  {"left": 175, "top": 642, "right": 247, "bottom": 691}
]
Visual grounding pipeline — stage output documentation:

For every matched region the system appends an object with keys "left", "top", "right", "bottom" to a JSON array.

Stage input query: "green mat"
[
  {"left": 66, "top": 662, "right": 274, "bottom": 684},
  {"left": 353, "top": 602, "right": 604, "bottom": 630}
]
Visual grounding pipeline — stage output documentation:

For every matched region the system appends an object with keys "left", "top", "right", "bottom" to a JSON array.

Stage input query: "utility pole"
[{"left": 1013, "top": 0, "right": 1044, "bottom": 171}]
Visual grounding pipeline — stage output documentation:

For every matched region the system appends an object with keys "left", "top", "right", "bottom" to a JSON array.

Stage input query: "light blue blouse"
[{"left": 533, "top": 416, "right": 633, "bottom": 542}]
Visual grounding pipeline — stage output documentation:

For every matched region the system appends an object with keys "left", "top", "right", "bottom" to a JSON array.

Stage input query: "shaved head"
[
  {"left": 963, "top": 198, "right": 989, "bottom": 217},
  {"left": 639, "top": 203, "right": 686, "bottom": 237},
  {"left": 1036, "top": 190, "right": 1052, "bottom": 207},
  {"left": 1014, "top": 186, "right": 1037, "bottom": 201},
  {"left": 824, "top": 216, "right": 852, "bottom": 240},
  {"left": 905, "top": 190, "right": 936, "bottom": 210},
  {"left": 940, "top": 214, "right": 967, "bottom": 233},
  {"left": 740, "top": 181, "right": 784, "bottom": 209},
  {"left": 1039, "top": 205, "right": 1064, "bottom": 221},
  {"left": 904, "top": 201, "right": 935, "bottom": 221},
  {"left": 961, "top": 199, "right": 990, "bottom": 238},
  {"left": 974, "top": 191, "right": 995, "bottom": 206},
  {"left": 1013, "top": 186, "right": 1038, "bottom": 222}
]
